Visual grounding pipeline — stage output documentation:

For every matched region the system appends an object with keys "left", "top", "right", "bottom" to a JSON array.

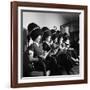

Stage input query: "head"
[
  {"left": 35, "top": 35, "right": 42, "bottom": 43},
  {"left": 63, "top": 33, "right": 70, "bottom": 43},
  {"left": 30, "top": 29, "right": 42, "bottom": 43},
  {"left": 52, "top": 34, "right": 58, "bottom": 43},
  {"left": 51, "top": 29, "right": 56, "bottom": 35},
  {"left": 27, "top": 22, "right": 40, "bottom": 33},
  {"left": 64, "top": 39, "right": 70, "bottom": 49},
  {"left": 58, "top": 34, "right": 63, "bottom": 45},
  {"left": 63, "top": 33, "right": 70, "bottom": 49},
  {"left": 41, "top": 27, "right": 49, "bottom": 32},
  {"left": 42, "top": 30, "right": 51, "bottom": 43}
]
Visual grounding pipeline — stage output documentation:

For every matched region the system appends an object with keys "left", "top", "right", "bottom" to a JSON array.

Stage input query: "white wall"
[
  {"left": 0, "top": 0, "right": 89, "bottom": 90},
  {"left": 23, "top": 12, "right": 67, "bottom": 30}
]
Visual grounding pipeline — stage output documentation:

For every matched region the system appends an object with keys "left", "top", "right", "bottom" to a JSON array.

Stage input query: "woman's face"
[
  {"left": 60, "top": 37, "right": 63, "bottom": 44},
  {"left": 46, "top": 36, "right": 51, "bottom": 43},
  {"left": 65, "top": 39, "right": 70, "bottom": 48},
  {"left": 36, "top": 35, "right": 42, "bottom": 43},
  {"left": 54, "top": 38, "right": 58, "bottom": 43}
]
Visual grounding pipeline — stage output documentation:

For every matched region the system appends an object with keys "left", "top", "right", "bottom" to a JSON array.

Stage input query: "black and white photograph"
[
  {"left": 22, "top": 11, "right": 80, "bottom": 77},
  {"left": 11, "top": 2, "right": 87, "bottom": 87}
]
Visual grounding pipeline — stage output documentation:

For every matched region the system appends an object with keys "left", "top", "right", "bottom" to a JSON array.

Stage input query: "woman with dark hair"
[
  {"left": 56, "top": 34, "right": 71, "bottom": 74},
  {"left": 50, "top": 29, "right": 56, "bottom": 35},
  {"left": 27, "top": 22, "right": 40, "bottom": 33},
  {"left": 50, "top": 33, "right": 59, "bottom": 56},
  {"left": 24, "top": 28, "right": 49, "bottom": 76},
  {"left": 56, "top": 33, "right": 78, "bottom": 75},
  {"left": 41, "top": 27, "right": 49, "bottom": 32},
  {"left": 42, "top": 30, "right": 58, "bottom": 75},
  {"left": 42, "top": 30, "right": 52, "bottom": 50},
  {"left": 27, "top": 23, "right": 40, "bottom": 47}
]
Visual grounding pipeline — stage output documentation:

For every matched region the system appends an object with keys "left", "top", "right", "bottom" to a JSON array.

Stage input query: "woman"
[
  {"left": 57, "top": 34, "right": 77, "bottom": 75},
  {"left": 51, "top": 33, "right": 59, "bottom": 56},
  {"left": 25, "top": 28, "right": 48, "bottom": 76},
  {"left": 27, "top": 22, "right": 40, "bottom": 47},
  {"left": 42, "top": 30, "right": 58, "bottom": 75}
]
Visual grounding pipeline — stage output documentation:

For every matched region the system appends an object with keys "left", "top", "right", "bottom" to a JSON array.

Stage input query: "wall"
[
  {"left": 23, "top": 12, "right": 67, "bottom": 30},
  {"left": 0, "top": 0, "right": 89, "bottom": 90}
]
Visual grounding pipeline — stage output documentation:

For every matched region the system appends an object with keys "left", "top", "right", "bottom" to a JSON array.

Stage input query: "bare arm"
[{"left": 28, "top": 50, "right": 38, "bottom": 61}]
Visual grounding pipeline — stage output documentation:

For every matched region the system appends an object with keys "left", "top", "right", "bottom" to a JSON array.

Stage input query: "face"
[
  {"left": 46, "top": 36, "right": 51, "bottom": 43},
  {"left": 60, "top": 37, "right": 63, "bottom": 44},
  {"left": 65, "top": 39, "right": 70, "bottom": 48},
  {"left": 35, "top": 35, "right": 42, "bottom": 43},
  {"left": 54, "top": 38, "right": 58, "bottom": 43}
]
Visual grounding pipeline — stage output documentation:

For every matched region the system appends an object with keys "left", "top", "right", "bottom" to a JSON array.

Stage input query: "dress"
[
  {"left": 23, "top": 42, "right": 47, "bottom": 76},
  {"left": 42, "top": 42, "right": 58, "bottom": 75}
]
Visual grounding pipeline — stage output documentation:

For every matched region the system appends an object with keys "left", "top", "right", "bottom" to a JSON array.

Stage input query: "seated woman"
[
  {"left": 51, "top": 33, "right": 59, "bottom": 56},
  {"left": 26, "top": 29, "right": 48, "bottom": 76},
  {"left": 42, "top": 30, "right": 58, "bottom": 75},
  {"left": 56, "top": 34, "right": 78, "bottom": 75}
]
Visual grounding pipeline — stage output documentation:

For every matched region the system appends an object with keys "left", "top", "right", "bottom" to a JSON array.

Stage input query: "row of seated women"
[{"left": 23, "top": 23, "right": 79, "bottom": 77}]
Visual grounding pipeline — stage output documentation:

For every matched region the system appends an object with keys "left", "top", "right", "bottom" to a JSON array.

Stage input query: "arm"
[
  {"left": 28, "top": 50, "right": 39, "bottom": 61},
  {"left": 71, "top": 57, "right": 79, "bottom": 62},
  {"left": 39, "top": 49, "right": 52, "bottom": 59}
]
